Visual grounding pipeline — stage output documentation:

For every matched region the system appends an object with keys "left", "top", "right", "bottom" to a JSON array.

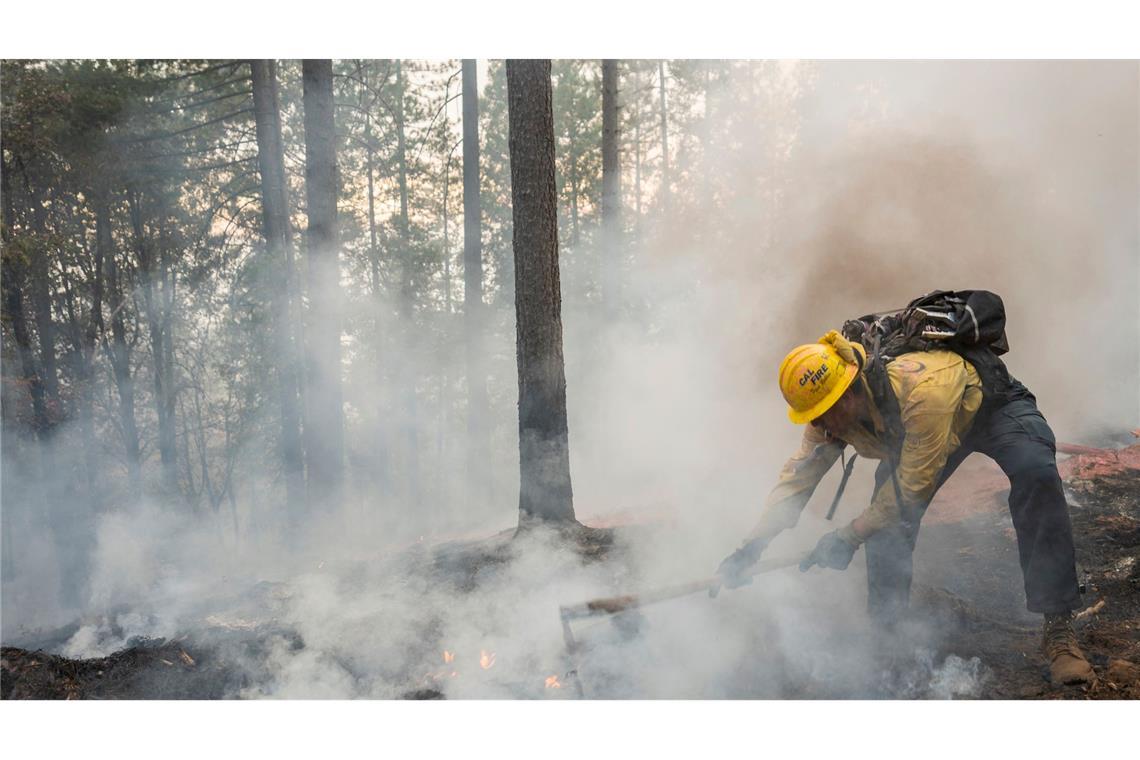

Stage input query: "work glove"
[
  {"left": 711, "top": 538, "right": 768, "bottom": 597},
  {"left": 799, "top": 527, "right": 860, "bottom": 572}
]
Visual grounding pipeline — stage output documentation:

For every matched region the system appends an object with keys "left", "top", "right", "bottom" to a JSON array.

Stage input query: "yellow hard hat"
[{"left": 778, "top": 339, "right": 862, "bottom": 424}]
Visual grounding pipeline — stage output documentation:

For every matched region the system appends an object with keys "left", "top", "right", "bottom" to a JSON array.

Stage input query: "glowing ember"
[
  {"left": 479, "top": 650, "right": 496, "bottom": 670},
  {"left": 545, "top": 675, "right": 562, "bottom": 689},
  {"left": 443, "top": 650, "right": 455, "bottom": 664}
]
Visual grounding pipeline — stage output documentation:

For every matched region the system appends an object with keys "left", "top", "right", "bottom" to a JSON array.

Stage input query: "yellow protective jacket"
[{"left": 746, "top": 349, "right": 984, "bottom": 544}]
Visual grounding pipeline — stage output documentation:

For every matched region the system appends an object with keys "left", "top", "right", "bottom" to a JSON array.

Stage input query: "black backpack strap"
[
  {"left": 887, "top": 453, "right": 909, "bottom": 527},
  {"left": 825, "top": 449, "right": 858, "bottom": 521},
  {"left": 861, "top": 337, "right": 910, "bottom": 525},
  {"left": 959, "top": 345, "right": 1031, "bottom": 415},
  {"left": 864, "top": 342, "right": 905, "bottom": 450}
]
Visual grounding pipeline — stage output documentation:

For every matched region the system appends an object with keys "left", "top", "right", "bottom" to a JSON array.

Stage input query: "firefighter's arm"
[
  {"left": 744, "top": 426, "right": 844, "bottom": 543},
  {"left": 716, "top": 428, "right": 842, "bottom": 591}
]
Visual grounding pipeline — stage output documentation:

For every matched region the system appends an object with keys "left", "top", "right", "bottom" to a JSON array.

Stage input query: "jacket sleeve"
[
  {"left": 746, "top": 425, "right": 843, "bottom": 542},
  {"left": 849, "top": 370, "right": 967, "bottom": 537}
]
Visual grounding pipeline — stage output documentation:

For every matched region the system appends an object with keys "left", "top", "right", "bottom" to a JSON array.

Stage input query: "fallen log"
[{"left": 1057, "top": 441, "right": 1117, "bottom": 457}]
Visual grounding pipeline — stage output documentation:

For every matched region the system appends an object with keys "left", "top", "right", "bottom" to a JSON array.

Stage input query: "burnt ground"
[
  {"left": 1, "top": 621, "right": 308, "bottom": 700},
  {"left": 911, "top": 446, "right": 1140, "bottom": 699},
  {"left": 0, "top": 523, "right": 630, "bottom": 701},
  {"left": 2, "top": 639, "right": 233, "bottom": 700},
  {"left": 3, "top": 447, "right": 1138, "bottom": 700}
]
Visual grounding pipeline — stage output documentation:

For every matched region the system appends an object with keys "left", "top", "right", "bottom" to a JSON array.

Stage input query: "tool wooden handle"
[{"left": 559, "top": 554, "right": 804, "bottom": 620}]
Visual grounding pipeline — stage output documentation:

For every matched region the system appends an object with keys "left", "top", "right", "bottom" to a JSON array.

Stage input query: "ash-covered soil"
[
  {"left": 1, "top": 619, "right": 307, "bottom": 700},
  {"left": 3, "top": 446, "right": 1138, "bottom": 700},
  {"left": 3, "top": 639, "right": 232, "bottom": 700},
  {"left": 912, "top": 446, "right": 1140, "bottom": 699}
]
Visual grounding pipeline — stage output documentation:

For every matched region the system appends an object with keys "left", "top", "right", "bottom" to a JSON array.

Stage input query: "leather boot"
[{"left": 1042, "top": 612, "right": 1095, "bottom": 685}]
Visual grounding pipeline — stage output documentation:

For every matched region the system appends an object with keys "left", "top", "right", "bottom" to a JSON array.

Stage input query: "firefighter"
[{"left": 716, "top": 330, "right": 1094, "bottom": 686}]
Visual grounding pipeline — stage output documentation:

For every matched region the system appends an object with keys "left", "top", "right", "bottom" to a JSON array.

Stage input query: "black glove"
[
  {"left": 712, "top": 538, "right": 768, "bottom": 596},
  {"left": 799, "top": 529, "right": 858, "bottom": 572}
]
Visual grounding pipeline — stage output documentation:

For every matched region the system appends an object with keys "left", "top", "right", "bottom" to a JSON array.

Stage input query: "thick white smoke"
[{"left": 3, "top": 60, "right": 1135, "bottom": 700}]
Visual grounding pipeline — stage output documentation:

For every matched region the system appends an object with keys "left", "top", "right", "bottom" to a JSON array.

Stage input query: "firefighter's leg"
[
  {"left": 864, "top": 461, "right": 919, "bottom": 625},
  {"left": 974, "top": 398, "right": 1082, "bottom": 614},
  {"left": 975, "top": 397, "right": 1091, "bottom": 683},
  {"left": 864, "top": 525, "right": 914, "bottom": 624},
  {"left": 864, "top": 448, "right": 971, "bottom": 624}
]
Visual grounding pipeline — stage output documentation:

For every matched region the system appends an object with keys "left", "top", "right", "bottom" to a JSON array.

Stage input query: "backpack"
[
  {"left": 840, "top": 289, "right": 1027, "bottom": 433},
  {"left": 842, "top": 289, "right": 1010, "bottom": 361},
  {"left": 823, "top": 290, "right": 1029, "bottom": 522}
]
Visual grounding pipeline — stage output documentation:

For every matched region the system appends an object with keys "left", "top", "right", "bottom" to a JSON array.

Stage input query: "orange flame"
[
  {"left": 479, "top": 650, "right": 496, "bottom": 670},
  {"left": 443, "top": 650, "right": 455, "bottom": 664},
  {"left": 545, "top": 675, "right": 562, "bottom": 689}
]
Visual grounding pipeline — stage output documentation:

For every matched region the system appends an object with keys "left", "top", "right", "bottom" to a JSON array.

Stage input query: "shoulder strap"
[
  {"left": 862, "top": 336, "right": 905, "bottom": 453},
  {"left": 825, "top": 449, "right": 858, "bottom": 521}
]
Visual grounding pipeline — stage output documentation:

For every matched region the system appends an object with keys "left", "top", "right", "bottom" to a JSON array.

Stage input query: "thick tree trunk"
[
  {"left": 506, "top": 59, "right": 576, "bottom": 524},
  {"left": 600, "top": 59, "right": 621, "bottom": 313},
  {"left": 462, "top": 58, "right": 490, "bottom": 502},
  {"left": 251, "top": 59, "right": 306, "bottom": 518},
  {"left": 301, "top": 59, "right": 346, "bottom": 510}
]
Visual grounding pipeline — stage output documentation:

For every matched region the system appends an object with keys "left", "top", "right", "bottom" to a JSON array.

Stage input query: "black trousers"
[{"left": 864, "top": 395, "right": 1082, "bottom": 622}]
